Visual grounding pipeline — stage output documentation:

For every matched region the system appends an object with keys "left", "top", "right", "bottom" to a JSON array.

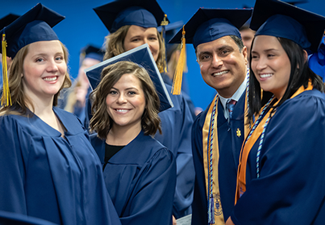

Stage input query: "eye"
[
  {"left": 148, "top": 36, "right": 158, "bottom": 41},
  {"left": 35, "top": 58, "right": 44, "bottom": 62},
  {"left": 131, "top": 38, "right": 140, "bottom": 42},
  {"left": 128, "top": 91, "right": 136, "bottom": 95},
  {"left": 267, "top": 54, "right": 275, "bottom": 58},
  {"left": 251, "top": 55, "right": 258, "bottom": 59},
  {"left": 109, "top": 90, "right": 118, "bottom": 95},
  {"left": 222, "top": 50, "right": 229, "bottom": 55},
  {"left": 55, "top": 56, "right": 64, "bottom": 61},
  {"left": 199, "top": 54, "right": 211, "bottom": 62}
]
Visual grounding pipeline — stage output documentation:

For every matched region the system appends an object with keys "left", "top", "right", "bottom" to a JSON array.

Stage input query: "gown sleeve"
[
  {"left": 121, "top": 148, "right": 176, "bottom": 225},
  {"left": 0, "top": 116, "right": 27, "bottom": 214},
  {"left": 191, "top": 111, "right": 209, "bottom": 225},
  {"left": 231, "top": 94, "right": 325, "bottom": 225}
]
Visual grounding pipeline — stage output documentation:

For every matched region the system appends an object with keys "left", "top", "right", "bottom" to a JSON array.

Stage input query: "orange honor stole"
[{"left": 235, "top": 81, "right": 313, "bottom": 203}]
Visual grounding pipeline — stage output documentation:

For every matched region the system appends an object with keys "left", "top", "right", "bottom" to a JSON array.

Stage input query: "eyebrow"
[
  {"left": 197, "top": 45, "right": 233, "bottom": 55},
  {"left": 252, "top": 48, "right": 279, "bottom": 54}
]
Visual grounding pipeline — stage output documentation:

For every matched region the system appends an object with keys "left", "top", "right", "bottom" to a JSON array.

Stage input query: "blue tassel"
[{"left": 208, "top": 194, "right": 215, "bottom": 224}]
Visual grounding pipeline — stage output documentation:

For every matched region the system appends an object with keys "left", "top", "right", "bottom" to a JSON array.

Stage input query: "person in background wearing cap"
[
  {"left": 239, "top": 19, "right": 255, "bottom": 63},
  {"left": 227, "top": 0, "right": 325, "bottom": 224},
  {"left": 92, "top": 0, "right": 195, "bottom": 222},
  {"left": 0, "top": 4, "right": 121, "bottom": 225},
  {"left": 89, "top": 58, "right": 176, "bottom": 225},
  {"left": 0, "top": 13, "right": 19, "bottom": 88},
  {"left": 61, "top": 45, "right": 104, "bottom": 122},
  {"left": 309, "top": 34, "right": 325, "bottom": 81},
  {"left": 170, "top": 7, "right": 252, "bottom": 225}
]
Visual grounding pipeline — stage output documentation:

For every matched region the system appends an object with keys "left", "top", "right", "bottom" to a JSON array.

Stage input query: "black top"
[{"left": 104, "top": 143, "right": 125, "bottom": 169}]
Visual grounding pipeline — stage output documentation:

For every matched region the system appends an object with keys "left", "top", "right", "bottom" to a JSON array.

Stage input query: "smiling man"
[{"left": 170, "top": 8, "right": 252, "bottom": 225}]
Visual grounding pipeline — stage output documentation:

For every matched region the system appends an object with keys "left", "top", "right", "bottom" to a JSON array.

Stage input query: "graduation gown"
[
  {"left": 155, "top": 83, "right": 195, "bottom": 218},
  {"left": 231, "top": 89, "right": 325, "bottom": 224},
  {"left": 0, "top": 107, "right": 121, "bottom": 225},
  {"left": 191, "top": 92, "right": 246, "bottom": 225},
  {"left": 91, "top": 131, "right": 177, "bottom": 225},
  {"left": 84, "top": 82, "right": 195, "bottom": 219}
]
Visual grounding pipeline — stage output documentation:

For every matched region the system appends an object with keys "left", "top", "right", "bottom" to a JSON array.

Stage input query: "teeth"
[
  {"left": 116, "top": 109, "right": 128, "bottom": 113},
  {"left": 213, "top": 71, "right": 228, "bottom": 76},
  {"left": 260, "top": 74, "right": 272, "bottom": 78},
  {"left": 44, "top": 77, "right": 57, "bottom": 81}
]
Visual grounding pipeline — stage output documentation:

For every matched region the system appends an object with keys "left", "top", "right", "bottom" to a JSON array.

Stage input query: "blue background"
[{"left": 1, "top": 0, "right": 324, "bottom": 110}]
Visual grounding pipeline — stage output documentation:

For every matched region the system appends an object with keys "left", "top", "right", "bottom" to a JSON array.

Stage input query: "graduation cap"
[
  {"left": 0, "top": 3, "right": 64, "bottom": 107},
  {"left": 0, "top": 13, "right": 19, "bottom": 31},
  {"left": 0, "top": 3, "right": 65, "bottom": 58},
  {"left": 158, "top": 21, "right": 183, "bottom": 61},
  {"left": 85, "top": 43, "right": 173, "bottom": 112},
  {"left": 250, "top": 0, "right": 325, "bottom": 53},
  {"left": 80, "top": 45, "right": 104, "bottom": 62},
  {"left": 169, "top": 8, "right": 252, "bottom": 48},
  {"left": 93, "top": 0, "right": 168, "bottom": 33},
  {"left": 309, "top": 37, "right": 325, "bottom": 79}
]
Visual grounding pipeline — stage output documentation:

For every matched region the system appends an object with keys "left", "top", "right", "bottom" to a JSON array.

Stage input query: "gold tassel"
[
  {"left": 172, "top": 26, "right": 186, "bottom": 95},
  {"left": 1, "top": 33, "right": 11, "bottom": 107},
  {"left": 160, "top": 14, "right": 168, "bottom": 74}
]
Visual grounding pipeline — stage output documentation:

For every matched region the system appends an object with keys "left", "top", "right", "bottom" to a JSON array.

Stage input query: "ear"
[
  {"left": 242, "top": 46, "right": 248, "bottom": 66},
  {"left": 303, "top": 49, "right": 308, "bottom": 63}
]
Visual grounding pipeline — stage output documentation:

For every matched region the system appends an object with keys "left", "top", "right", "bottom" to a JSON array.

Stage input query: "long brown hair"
[
  {"left": 0, "top": 41, "right": 71, "bottom": 116},
  {"left": 90, "top": 61, "right": 161, "bottom": 139},
  {"left": 104, "top": 25, "right": 166, "bottom": 73}
]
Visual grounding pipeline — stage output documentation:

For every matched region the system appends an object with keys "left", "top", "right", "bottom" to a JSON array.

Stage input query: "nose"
[
  {"left": 117, "top": 93, "right": 127, "bottom": 104},
  {"left": 254, "top": 56, "right": 267, "bottom": 71},
  {"left": 211, "top": 53, "right": 223, "bottom": 68},
  {"left": 47, "top": 59, "right": 59, "bottom": 72}
]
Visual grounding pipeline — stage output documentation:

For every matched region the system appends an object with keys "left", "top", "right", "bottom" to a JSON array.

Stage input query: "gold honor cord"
[
  {"left": 235, "top": 81, "right": 313, "bottom": 204},
  {"left": 1, "top": 33, "right": 12, "bottom": 107},
  {"left": 203, "top": 87, "right": 251, "bottom": 224}
]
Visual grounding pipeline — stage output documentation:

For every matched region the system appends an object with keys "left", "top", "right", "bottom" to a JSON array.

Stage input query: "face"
[
  {"left": 22, "top": 40, "right": 67, "bottom": 102},
  {"left": 240, "top": 28, "right": 255, "bottom": 61},
  {"left": 78, "top": 57, "right": 100, "bottom": 88},
  {"left": 251, "top": 35, "right": 291, "bottom": 100},
  {"left": 105, "top": 73, "right": 146, "bottom": 131},
  {"left": 196, "top": 36, "right": 248, "bottom": 98},
  {"left": 124, "top": 25, "right": 160, "bottom": 62}
]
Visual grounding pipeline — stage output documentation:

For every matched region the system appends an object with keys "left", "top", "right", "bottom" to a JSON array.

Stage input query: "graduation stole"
[
  {"left": 203, "top": 69, "right": 251, "bottom": 224},
  {"left": 235, "top": 81, "right": 313, "bottom": 204}
]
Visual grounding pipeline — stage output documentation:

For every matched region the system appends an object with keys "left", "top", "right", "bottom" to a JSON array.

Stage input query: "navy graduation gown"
[
  {"left": 0, "top": 210, "right": 57, "bottom": 225},
  {"left": 231, "top": 89, "right": 325, "bottom": 224},
  {"left": 0, "top": 107, "right": 121, "bottom": 225},
  {"left": 155, "top": 83, "right": 195, "bottom": 218},
  {"left": 91, "top": 131, "right": 176, "bottom": 225},
  {"left": 191, "top": 92, "right": 246, "bottom": 225}
]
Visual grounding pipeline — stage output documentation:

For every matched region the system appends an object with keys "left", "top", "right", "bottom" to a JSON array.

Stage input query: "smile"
[
  {"left": 115, "top": 109, "right": 129, "bottom": 113},
  {"left": 212, "top": 71, "right": 228, "bottom": 76},
  {"left": 43, "top": 76, "right": 58, "bottom": 81},
  {"left": 259, "top": 73, "right": 273, "bottom": 78}
]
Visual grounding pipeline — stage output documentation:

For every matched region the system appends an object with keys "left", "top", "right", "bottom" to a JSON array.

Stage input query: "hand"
[
  {"left": 225, "top": 217, "right": 235, "bottom": 225},
  {"left": 172, "top": 215, "right": 177, "bottom": 225}
]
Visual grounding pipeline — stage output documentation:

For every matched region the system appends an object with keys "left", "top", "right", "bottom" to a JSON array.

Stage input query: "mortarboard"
[
  {"left": 0, "top": 3, "right": 64, "bottom": 107},
  {"left": 250, "top": 0, "right": 325, "bottom": 53},
  {"left": 309, "top": 37, "right": 325, "bottom": 79},
  {"left": 85, "top": 43, "right": 173, "bottom": 112},
  {"left": 0, "top": 3, "right": 65, "bottom": 58},
  {"left": 169, "top": 8, "right": 252, "bottom": 48},
  {"left": 0, "top": 14, "right": 19, "bottom": 31},
  {"left": 80, "top": 45, "right": 105, "bottom": 62},
  {"left": 158, "top": 21, "right": 183, "bottom": 61},
  {"left": 93, "top": 0, "right": 168, "bottom": 33}
]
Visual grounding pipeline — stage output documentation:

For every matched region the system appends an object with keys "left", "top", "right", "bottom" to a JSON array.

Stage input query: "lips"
[
  {"left": 212, "top": 70, "right": 229, "bottom": 77},
  {"left": 115, "top": 109, "right": 130, "bottom": 114},
  {"left": 43, "top": 76, "right": 58, "bottom": 81},
  {"left": 259, "top": 73, "right": 273, "bottom": 78}
]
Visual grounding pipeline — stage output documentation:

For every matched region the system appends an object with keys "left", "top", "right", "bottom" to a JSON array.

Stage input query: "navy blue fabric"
[
  {"left": 250, "top": 0, "right": 325, "bottom": 53},
  {"left": 169, "top": 8, "right": 252, "bottom": 48},
  {"left": 191, "top": 91, "right": 246, "bottom": 225},
  {"left": 91, "top": 131, "right": 176, "bottom": 225},
  {"left": 0, "top": 210, "right": 57, "bottom": 225},
  {"left": 231, "top": 90, "right": 325, "bottom": 224},
  {"left": 0, "top": 3, "right": 64, "bottom": 58},
  {"left": 0, "top": 107, "right": 121, "bottom": 225}
]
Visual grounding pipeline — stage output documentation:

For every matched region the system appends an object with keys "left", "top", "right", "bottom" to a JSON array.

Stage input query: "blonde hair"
[
  {"left": 0, "top": 41, "right": 71, "bottom": 116},
  {"left": 90, "top": 61, "right": 161, "bottom": 139},
  {"left": 104, "top": 25, "right": 166, "bottom": 73}
]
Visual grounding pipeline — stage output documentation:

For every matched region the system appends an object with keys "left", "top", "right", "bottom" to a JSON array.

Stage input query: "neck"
[
  {"left": 106, "top": 123, "right": 141, "bottom": 146},
  {"left": 25, "top": 94, "right": 54, "bottom": 118}
]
